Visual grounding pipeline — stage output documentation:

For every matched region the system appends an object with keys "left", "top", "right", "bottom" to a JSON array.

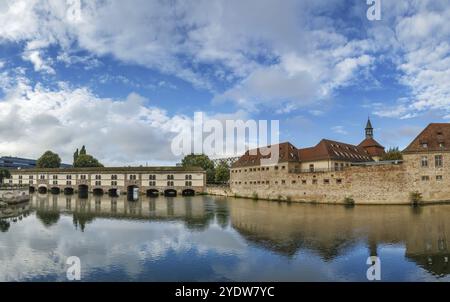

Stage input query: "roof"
[
  {"left": 9, "top": 166, "right": 204, "bottom": 173},
  {"left": 231, "top": 142, "right": 299, "bottom": 167},
  {"left": 403, "top": 123, "right": 450, "bottom": 153},
  {"left": 366, "top": 118, "right": 373, "bottom": 129},
  {"left": 358, "top": 137, "right": 385, "bottom": 157},
  {"left": 298, "top": 139, "right": 372, "bottom": 162}
]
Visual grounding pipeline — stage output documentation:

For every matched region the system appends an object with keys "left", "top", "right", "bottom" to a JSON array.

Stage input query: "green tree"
[
  {"left": 74, "top": 154, "right": 104, "bottom": 168},
  {"left": 0, "top": 168, "right": 11, "bottom": 184},
  {"left": 73, "top": 148, "right": 79, "bottom": 164},
  {"left": 36, "top": 150, "right": 61, "bottom": 168},
  {"left": 181, "top": 154, "right": 215, "bottom": 183},
  {"left": 215, "top": 162, "right": 230, "bottom": 183},
  {"left": 381, "top": 147, "right": 403, "bottom": 161},
  {"left": 80, "top": 145, "right": 87, "bottom": 155}
]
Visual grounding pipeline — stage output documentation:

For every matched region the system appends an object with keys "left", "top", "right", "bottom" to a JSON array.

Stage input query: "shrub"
[
  {"left": 344, "top": 197, "right": 355, "bottom": 207},
  {"left": 410, "top": 191, "right": 423, "bottom": 206},
  {"left": 252, "top": 192, "right": 258, "bottom": 200}
]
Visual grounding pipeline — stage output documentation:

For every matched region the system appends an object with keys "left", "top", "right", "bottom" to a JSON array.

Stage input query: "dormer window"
[{"left": 422, "top": 142, "right": 428, "bottom": 148}]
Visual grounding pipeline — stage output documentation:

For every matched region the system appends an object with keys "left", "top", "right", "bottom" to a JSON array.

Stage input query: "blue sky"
[{"left": 0, "top": 0, "right": 449, "bottom": 165}]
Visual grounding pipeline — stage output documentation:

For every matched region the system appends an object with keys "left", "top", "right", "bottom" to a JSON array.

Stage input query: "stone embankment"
[{"left": 0, "top": 188, "right": 30, "bottom": 206}]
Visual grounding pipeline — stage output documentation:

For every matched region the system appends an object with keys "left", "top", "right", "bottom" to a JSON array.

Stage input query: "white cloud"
[
  {"left": 0, "top": 79, "right": 195, "bottom": 165},
  {"left": 331, "top": 126, "right": 348, "bottom": 136},
  {"left": 0, "top": 0, "right": 448, "bottom": 118}
]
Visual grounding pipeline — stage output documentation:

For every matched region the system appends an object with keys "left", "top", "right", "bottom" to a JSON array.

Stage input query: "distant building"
[{"left": 0, "top": 156, "right": 72, "bottom": 169}]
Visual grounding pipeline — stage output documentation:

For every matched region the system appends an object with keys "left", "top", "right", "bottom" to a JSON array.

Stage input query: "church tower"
[
  {"left": 365, "top": 118, "right": 374, "bottom": 139},
  {"left": 359, "top": 118, "right": 385, "bottom": 161}
]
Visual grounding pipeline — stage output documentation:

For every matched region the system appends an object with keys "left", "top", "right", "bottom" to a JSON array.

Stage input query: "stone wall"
[{"left": 229, "top": 153, "right": 450, "bottom": 205}]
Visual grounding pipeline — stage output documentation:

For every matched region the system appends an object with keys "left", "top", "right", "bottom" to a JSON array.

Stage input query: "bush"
[
  {"left": 410, "top": 191, "right": 423, "bottom": 206},
  {"left": 344, "top": 197, "right": 355, "bottom": 207},
  {"left": 252, "top": 192, "right": 258, "bottom": 200}
]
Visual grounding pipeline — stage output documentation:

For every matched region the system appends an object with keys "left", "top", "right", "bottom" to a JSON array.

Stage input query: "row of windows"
[
  {"left": 421, "top": 155, "right": 444, "bottom": 167},
  {"left": 421, "top": 175, "right": 443, "bottom": 181},
  {"left": 232, "top": 178, "right": 343, "bottom": 185},
  {"left": 26, "top": 174, "right": 194, "bottom": 180},
  {"left": 232, "top": 166, "right": 286, "bottom": 173},
  {"left": 20, "top": 180, "right": 196, "bottom": 186}
]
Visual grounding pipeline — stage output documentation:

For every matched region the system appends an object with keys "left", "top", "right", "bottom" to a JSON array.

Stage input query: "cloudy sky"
[{"left": 0, "top": 0, "right": 449, "bottom": 165}]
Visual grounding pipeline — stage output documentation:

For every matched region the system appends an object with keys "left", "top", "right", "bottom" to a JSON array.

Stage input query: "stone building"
[
  {"left": 8, "top": 166, "right": 206, "bottom": 197},
  {"left": 229, "top": 122, "right": 450, "bottom": 205}
]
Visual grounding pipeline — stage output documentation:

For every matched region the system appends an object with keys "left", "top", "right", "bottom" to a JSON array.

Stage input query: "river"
[{"left": 0, "top": 193, "right": 449, "bottom": 281}]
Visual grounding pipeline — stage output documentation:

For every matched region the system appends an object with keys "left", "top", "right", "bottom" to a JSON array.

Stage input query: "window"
[
  {"left": 129, "top": 174, "right": 137, "bottom": 180},
  {"left": 336, "top": 179, "right": 342, "bottom": 184},
  {"left": 435, "top": 155, "right": 443, "bottom": 167},
  {"left": 167, "top": 181, "right": 174, "bottom": 186},
  {"left": 421, "top": 176, "right": 430, "bottom": 181},
  {"left": 40, "top": 174, "right": 45, "bottom": 180},
  {"left": 302, "top": 180, "right": 307, "bottom": 185},
  {"left": 334, "top": 162, "right": 339, "bottom": 171},
  {"left": 111, "top": 181, "right": 117, "bottom": 186},
  {"left": 185, "top": 181, "right": 192, "bottom": 186},
  {"left": 53, "top": 180, "right": 58, "bottom": 185},
  {"left": 149, "top": 175, "right": 156, "bottom": 180},
  {"left": 312, "top": 179, "right": 318, "bottom": 184},
  {"left": 53, "top": 175, "right": 58, "bottom": 180},
  {"left": 324, "top": 179, "right": 330, "bottom": 184},
  {"left": 275, "top": 166, "right": 279, "bottom": 170},
  {"left": 282, "top": 166, "right": 285, "bottom": 169},
  {"left": 29, "top": 175, "right": 33, "bottom": 179},
  {"left": 66, "top": 175, "right": 72, "bottom": 180},
  {"left": 439, "top": 142, "right": 445, "bottom": 148},
  {"left": 436, "top": 175, "right": 443, "bottom": 181},
  {"left": 29, "top": 180, "right": 33, "bottom": 184},
  {"left": 185, "top": 175, "right": 192, "bottom": 180},
  {"left": 309, "top": 164, "right": 314, "bottom": 172},
  {"left": 421, "top": 156, "right": 428, "bottom": 167},
  {"left": 95, "top": 175, "right": 101, "bottom": 180},
  {"left": 111, "top": 174, "right": 118, "bottom": 180},
  {"left": 292, "top": 180, "right": 296, "bottom": 184},
  {"left": 80, "top": 175, "right": 86, "bottom": 180},
  {"left": 281, "top": 180, "right": 286, "bottom": 184},
  {"left": 66, "top": 181, "right": 72, "bottom": 185},
  {"left": 149, "top": 181, "right": 156, "bottom": 186},
  {"left": 19, "top": 175, "right": 22, "bottom": 180},
  {"left": 167, "top": 175, "right": 174, "bottom": 180},
  {"left": 422, "top": 142, "right": 428, "bottom": 148},
  {"left": 266, "top": 181, "right": 269, "bottom": 184},
  {"left": 95, "top": 181, "right": 101, "bottom": 186}
]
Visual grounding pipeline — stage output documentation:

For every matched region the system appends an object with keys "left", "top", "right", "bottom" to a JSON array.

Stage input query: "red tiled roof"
[
  {"left": 403, "top": 123, "right": 450, "bottom": 153},
  {"left": 231, "top": 142, "right": 299, "bottom": 167},
  {"left": 358, "top": 137, "right": 385, "bottom": 157},
  {"left": 298, "top": 139, "right": 372, "bottom": 162}
]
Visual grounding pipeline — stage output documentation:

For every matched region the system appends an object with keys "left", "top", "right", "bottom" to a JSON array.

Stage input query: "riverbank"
[
  {"left": 0, "top": 188, "right": 30, "bottom": 205},
  {"left": 205, "top": 185, "right": 450, "bottom": 206}
]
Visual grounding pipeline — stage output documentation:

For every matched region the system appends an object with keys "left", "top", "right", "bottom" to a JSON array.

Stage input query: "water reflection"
[{"left": 0, "top": 193, "right": 449, "bottom": 281}]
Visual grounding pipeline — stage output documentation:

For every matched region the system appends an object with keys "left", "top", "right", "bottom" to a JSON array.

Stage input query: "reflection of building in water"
[
  {"left": 229, "top": 199, "right": 450, "bottom": 276},
  {"left": 0, "top": 202, "right": 32, "bottom": 232},
  {"left": 31, "top": 194, "right": 228, "bottom": 232}
]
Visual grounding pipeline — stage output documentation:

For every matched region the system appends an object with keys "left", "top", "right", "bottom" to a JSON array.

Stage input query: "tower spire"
[{"left": 365, "top": 117, "right": 373, "bottom": 138}]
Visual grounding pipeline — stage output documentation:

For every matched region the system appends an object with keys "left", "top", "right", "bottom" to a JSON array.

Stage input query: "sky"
[{"left": 0, "top": 0, "right": 449, "bottom": 166}]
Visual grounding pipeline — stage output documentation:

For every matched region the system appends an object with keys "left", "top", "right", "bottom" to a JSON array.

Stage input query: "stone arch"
[
  {"left": 146, "top": 189, "right": 159, "bottom": 197},
  {"left": 164, "top": 189, "right": 177, "bottom": 197},
  {"left": 182, "top": 189, "right": 195, "bottom": 196}
]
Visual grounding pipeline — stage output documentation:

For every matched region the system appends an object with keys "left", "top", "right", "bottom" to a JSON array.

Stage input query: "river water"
[{"left": 0, "top": 193, "right": 449, "bottom": 281}]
